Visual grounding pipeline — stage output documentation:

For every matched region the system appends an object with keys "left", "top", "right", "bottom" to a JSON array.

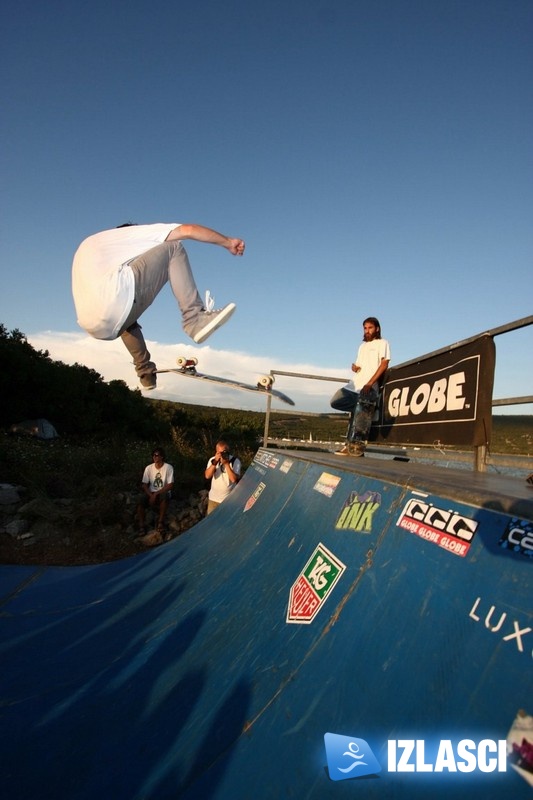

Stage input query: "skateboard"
[
  {"left": 155, "top": 357, "right": 295, "bottom": 406},
  {"left": 353, "top": 396, "right": 376, "bottom": 437}
]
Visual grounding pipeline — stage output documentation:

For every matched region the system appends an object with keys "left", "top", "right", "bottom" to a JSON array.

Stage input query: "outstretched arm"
[{"left": 166, "top": 224, "right": 245, "bottom": 256}]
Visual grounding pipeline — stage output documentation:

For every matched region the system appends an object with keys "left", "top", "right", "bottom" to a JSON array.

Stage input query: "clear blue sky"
[{"left": 2, "top": 0, "right": 532, "bottom": 412}]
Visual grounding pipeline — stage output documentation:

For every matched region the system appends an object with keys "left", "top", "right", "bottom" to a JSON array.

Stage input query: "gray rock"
[
  {"left": 5, "top": 518, "right": 30, "bottom": 537},
  {"left": 0, "top": 485, "right": 21, "bottom": 505},
  {"left": 18, "top": 498, "right": 62, "bottom": 521}
]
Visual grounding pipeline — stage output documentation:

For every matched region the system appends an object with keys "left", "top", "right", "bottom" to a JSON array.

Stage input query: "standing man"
[
  {"left": 330, "top": 317, "right": 390, "bottom": 456},
  {"left": 204, "top": 440, "right": 241, "bottom": 515},
  {"left": 137, "top": 448, "right": 174, "bottom": 534},
  {"left": 72, "top": 221, "right": 245, "bottom": 389}
]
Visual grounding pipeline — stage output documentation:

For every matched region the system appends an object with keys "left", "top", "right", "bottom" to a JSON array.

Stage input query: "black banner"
[{"left": 370, "top": 336, "right": 496, "bottom": 446}]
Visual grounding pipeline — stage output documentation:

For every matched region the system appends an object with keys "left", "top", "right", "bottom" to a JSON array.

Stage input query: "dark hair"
[
  {"left": 363, "top": 317, "right": 381, "bottom": 339},
  {"left": 152, "top": 448, "right": 165, "bottom": 459}
]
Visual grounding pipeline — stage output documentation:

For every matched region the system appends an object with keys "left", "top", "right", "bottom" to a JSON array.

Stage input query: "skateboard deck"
[
  {"left": 353, "top": 397, "right": 375, "bottom": 436},
  {"left": 155, "top": 358, "right": 295, "bottom": 406}
]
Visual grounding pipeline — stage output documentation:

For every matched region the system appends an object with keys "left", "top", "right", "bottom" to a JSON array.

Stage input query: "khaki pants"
[
  {"left": 119, "top": 241, "right": 203, "bottom": 377},
  {"left": 206, "top": 499, "right": 221, "bottom": 516}
]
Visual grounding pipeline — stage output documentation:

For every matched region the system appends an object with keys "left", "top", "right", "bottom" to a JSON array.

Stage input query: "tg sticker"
[{"left": 286, "top": 543, "right": 346, "bottom": 624}]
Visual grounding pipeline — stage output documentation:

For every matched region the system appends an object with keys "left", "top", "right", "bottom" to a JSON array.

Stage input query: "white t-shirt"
[
  {"left": 206, "top": 456, "right": 242, "bottom": 503},
  {"left": 348, "top": 338, "right": 391, "bottom": 392},
  {"left": 141, "top": 462, "right": 174, "bottom": 493},
  {"left": 72, "top": 223, "right": 180, "bottom": 340}
]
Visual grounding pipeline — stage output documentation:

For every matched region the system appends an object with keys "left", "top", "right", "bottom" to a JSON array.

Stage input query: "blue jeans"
[{"left": 330, "top": 386, "right": 379, "bottom": 442}]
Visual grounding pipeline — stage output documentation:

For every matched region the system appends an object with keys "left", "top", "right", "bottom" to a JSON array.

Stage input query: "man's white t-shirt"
[
  {"left": 206, "top": 456, "right": 242, "bottom": 503},
  {"left": 348, "top": 338, "right": 391, "bottom": 392},
  {"left": 72, "top": 223, "right": 179, "bottom": 340},
  {"left": 141, "top": 462, "right": 174, "bottom": 494}
]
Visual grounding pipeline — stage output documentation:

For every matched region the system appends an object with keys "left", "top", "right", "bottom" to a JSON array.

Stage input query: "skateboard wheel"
[
  {"left": 176, "top": 356, "right": 198, "bottom": 368},
  {"left": 258, "top": 375, "right": 273, "bottom": 387}
]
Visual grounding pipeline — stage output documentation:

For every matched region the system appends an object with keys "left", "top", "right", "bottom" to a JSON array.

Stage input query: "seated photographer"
[
  {"left": 205, "top": 440, "right": 241, "bottom": 515},
  {"left": 137, "top": 448, "right": 174, "bottom": 534}
]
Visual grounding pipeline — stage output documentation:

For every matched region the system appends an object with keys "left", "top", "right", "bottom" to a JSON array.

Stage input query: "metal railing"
[{"left": 262, "top": 315, "right": 533, "bottom": 472}]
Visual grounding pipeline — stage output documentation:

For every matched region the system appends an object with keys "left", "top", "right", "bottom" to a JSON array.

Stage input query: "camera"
[{"left": 220, "top": 450, "right": 230, "bottom": 460}]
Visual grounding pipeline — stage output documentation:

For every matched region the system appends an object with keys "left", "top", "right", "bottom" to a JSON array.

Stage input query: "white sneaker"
[
  {"left": 334, "top": 445, "right": 351, "bottom": 456},
  {"left": 187, "top": 302, "right": 236, "bottom": 344},
  {"left": 334, "top": 442, "right": 365, "bottom": 457}
]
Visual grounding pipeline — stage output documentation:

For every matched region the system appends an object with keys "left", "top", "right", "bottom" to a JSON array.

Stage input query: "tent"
[{"left": 10, "top": 419, "right": 58, "bottom": 440}]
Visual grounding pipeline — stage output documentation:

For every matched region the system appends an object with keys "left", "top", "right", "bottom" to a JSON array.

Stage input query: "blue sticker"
[{"left": 324, "top": 733, "right": 381, "bottom": 781}]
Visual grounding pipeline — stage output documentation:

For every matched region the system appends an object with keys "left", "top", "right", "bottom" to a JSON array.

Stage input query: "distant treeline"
[{"left": 259, "top": 409, "right": 532, "bottom": 455}]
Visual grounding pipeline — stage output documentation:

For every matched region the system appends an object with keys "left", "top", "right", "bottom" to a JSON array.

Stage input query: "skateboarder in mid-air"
[
  {"left": 330, "top": 317, "right": 390, "bottom": 456},
  {"left": 72, "top": 222, "right": 245, "bottom": 389}
]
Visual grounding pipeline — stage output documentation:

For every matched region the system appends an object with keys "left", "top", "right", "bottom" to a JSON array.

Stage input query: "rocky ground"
[{"left": 0, "top": 482, "right": 208, "bottom": 566}]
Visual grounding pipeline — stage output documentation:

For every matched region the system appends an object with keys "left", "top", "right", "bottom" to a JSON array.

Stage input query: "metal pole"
[
  {"left": 263, "top": 381, "right": 273, "bottom": 447},
  {"left": 474, "top": 445, "right": 487, "bottom": 473},
  {"left": 492, "top": 395, "right": 533, "bottom": 407}
]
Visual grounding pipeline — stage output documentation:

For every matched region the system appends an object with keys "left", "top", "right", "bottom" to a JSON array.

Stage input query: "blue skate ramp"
[{"left": 1, "top": 448, "right": 532, "bottom": 799}]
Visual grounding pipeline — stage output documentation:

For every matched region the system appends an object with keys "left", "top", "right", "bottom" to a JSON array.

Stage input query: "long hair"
[{"left": 363, "top": 317, "right": 381, "bottom": 339}]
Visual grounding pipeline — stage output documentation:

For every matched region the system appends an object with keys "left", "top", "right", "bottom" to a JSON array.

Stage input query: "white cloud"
[
  {"left": 28, "top": 330, "right": 349, "bottom": 413},
  {"left": 25, "top": 329, "right": 533, "bottom": 416}
]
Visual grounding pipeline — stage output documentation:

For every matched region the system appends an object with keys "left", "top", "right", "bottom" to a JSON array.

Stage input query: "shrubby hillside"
[
  {"left": 0, "top": 324, "right": 265, "bottom": 452},
  {"left": 0, "top": 324, "right": 162, "bottom": 438}
]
